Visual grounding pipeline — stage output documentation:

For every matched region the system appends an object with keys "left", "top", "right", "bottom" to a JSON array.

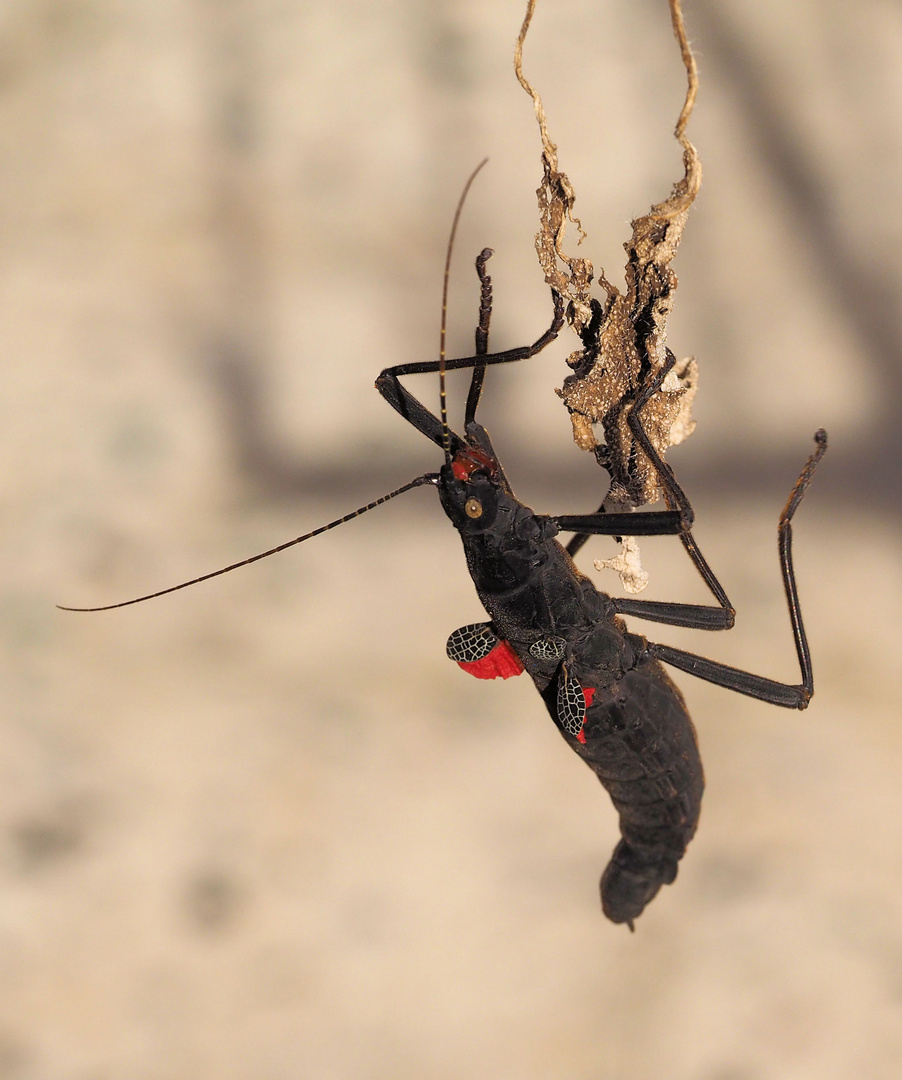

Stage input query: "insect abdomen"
[{"left": 562, "top": 661, "right": 704, "bottom": 925}]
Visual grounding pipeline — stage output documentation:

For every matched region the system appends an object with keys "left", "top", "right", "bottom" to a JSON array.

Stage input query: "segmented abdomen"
[{"left": 547, "top": 658, "right": 704, "bottom": 926}]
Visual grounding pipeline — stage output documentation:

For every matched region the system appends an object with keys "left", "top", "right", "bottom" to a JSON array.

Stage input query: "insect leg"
[
  {"left": 561, "top": 353, "right": 819, "bottom": 632},
  {"left": 463, "top": 247, "right": 494, "bottom": 427},
  {"left": 612, "top": 531, "right": 735, "bottom": 629},
  {"left": 550, "top": 356, "right": 735, "bottom": 627},
  {"left": 646, "top": 430, "right": 827, "bottom": 708},
  {"left": 552, "top": 510, "right": 685, "bottom": 536},
  {"left": 624, "top": 349, "right": 696, "bottom": 527},
  {"left": 562, "top": 349, "right": 699, "bottom": 563},
  {"left": 374, "top": 290, "right": 565, "bottom": 448},
  {"left": 611, "top": 349, "right": 742, "bottom": 627},
  {"left": 551, "top": 511, "right": 734, "bottom": 629},
  {"left": 557, "top": 431, "right": 824, "bottom": 635},
  {"left": 617, "top": 429, "right": 825, "bottom": 634}
]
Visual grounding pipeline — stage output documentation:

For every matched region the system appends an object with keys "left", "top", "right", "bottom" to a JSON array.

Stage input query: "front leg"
[{"left": 374, "top": 289, "right": 564, "bottom": 448}]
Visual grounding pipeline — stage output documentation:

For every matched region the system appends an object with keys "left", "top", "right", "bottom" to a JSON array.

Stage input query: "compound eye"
[{"left": 465, "top": 497, "right": 483, "bottom": 519}]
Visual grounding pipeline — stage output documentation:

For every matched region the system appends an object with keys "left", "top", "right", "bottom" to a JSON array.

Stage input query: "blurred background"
[{"left": 2, "top": 0, "right": 901, "bottom": 1076}]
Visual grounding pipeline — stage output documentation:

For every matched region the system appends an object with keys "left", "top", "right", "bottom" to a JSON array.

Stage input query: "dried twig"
[{"left": 516, "top": 0, "right": 702, "bottom": 592}]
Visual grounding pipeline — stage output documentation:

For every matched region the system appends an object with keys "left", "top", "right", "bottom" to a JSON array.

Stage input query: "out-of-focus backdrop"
[{"left": 2, "top": 1, "right": 901, "bottom": 1077}]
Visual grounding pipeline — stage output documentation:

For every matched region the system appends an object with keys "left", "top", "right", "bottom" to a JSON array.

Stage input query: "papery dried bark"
[{"left": 515, "top": 0, "right": 702, "bottom": 591}]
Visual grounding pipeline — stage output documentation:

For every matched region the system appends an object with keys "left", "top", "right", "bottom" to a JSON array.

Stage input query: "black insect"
[
  {"left": 375, "top": 290, "right": 825, "bottom": 927},
  {"left": 61, "top": 171, "right": 827, "bottom": 928}
]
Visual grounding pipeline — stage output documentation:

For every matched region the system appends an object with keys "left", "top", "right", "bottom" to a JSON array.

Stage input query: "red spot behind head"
[
  {"left": 456, "top": 639, "right": 524, "bottom": 680},
  {"left": 451, "top": 446, "right": 496, "bottom": 482}
]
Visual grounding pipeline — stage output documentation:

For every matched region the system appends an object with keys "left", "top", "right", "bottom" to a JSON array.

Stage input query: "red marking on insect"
[
  {"left": 576, "top": 686, "right": 596, "bottom": 743},
  {"left": 456, "top": 639, "right": 524, "bottom": 680},
  {"left": 452, "top": 446, "right": 496, "bottom": 481}
]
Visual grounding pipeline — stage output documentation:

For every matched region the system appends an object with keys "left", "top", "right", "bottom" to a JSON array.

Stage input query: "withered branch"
[{"left": 516, "top": 0, "right": 702, "bottom": 592}]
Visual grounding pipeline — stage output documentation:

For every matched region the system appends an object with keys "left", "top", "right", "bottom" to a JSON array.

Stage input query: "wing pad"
[{"left": 446, "top": 623, "right": 524, "bottom": 680}]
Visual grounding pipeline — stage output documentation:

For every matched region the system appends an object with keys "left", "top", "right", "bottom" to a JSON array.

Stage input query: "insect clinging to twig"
[{"left": 60, "top": 161, "right": 827, "bottom": 927}]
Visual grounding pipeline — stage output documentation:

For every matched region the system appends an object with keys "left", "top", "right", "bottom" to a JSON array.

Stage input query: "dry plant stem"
[
  {"left": 514, "top": 0, "right": 596, "bottom": 334},
  {"left": 515, "top": 0, "right": 702, "bottom": 593}
]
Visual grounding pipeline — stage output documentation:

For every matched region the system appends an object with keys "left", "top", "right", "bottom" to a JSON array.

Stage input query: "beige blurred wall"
[{"left": 2, "top": 2, "right": 901, "bottom": 1078}]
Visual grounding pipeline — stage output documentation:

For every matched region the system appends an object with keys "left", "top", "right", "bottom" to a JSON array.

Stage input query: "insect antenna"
[
  {"left": 57, "top": 474, "right": 438, "bottom": 612},
  {"left": 439, "top": 158, "right": 489, "bottom": 466}
]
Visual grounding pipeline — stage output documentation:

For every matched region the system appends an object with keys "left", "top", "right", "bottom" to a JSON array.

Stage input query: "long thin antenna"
[
  {"left": 58, "top": 474, "right": 437, "bottom": 612},
  {"left": 439, "top": 158, "right": 489, "bottom": 467}
]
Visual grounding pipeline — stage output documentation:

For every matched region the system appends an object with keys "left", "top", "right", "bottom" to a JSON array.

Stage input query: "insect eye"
[{"left": 465, "top": 497, "right": 483, "bottom": 519}]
